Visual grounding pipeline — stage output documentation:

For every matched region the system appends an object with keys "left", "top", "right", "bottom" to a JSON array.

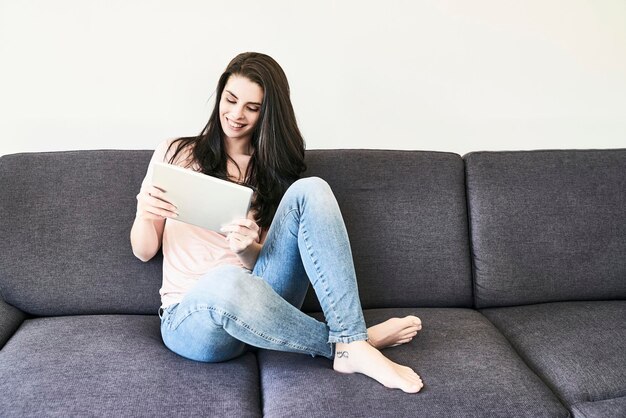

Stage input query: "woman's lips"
[{"left": 226, "top": 118, "right": 245, "bottom": 129}]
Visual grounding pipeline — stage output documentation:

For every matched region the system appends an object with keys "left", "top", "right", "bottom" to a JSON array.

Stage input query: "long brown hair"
[{"left": 168, "top": 52, "right": 306, "bottom": 228}]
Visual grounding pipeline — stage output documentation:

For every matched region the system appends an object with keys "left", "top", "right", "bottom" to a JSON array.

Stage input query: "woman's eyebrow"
[{"left": 225, "top": 90, "right": 261, "bottom": 106}]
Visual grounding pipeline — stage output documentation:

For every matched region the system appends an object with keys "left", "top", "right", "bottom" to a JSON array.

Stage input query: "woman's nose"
[{"left": 231, "top": 105, "right": 245, "bottom": 120}]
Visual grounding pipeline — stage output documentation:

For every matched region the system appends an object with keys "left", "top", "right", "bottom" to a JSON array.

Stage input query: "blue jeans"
[{"left": 159, "top": 177, "right": 368, "bottom": 362}]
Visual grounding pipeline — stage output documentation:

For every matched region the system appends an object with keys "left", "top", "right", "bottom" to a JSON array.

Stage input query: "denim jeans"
[{"left": 159, "top": 177, "right": 368, "bottom": 362}]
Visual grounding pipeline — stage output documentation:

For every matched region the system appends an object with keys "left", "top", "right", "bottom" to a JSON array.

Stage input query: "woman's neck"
[
  {"left": 223, "top": 138, "right": 253, "bottom": 183},
  {"left": 224, "top": 137, "right": 252, "bottom": 157}
]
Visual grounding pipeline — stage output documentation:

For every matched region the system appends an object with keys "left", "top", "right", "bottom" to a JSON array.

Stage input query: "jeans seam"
[
  {"left": 171, "top": 305, "right": 329, "bottom": 357},
  {"left": 328, "top": 332, "right": 369, "bottom": 344}
]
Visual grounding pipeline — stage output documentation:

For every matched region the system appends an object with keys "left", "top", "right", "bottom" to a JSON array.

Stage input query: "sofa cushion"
[
  {"left": 0, "top": 315, "right": 261, "bottom": 417},
  {"left": 465, "top": 149, "right": 626, "bottom": 308},
  {"left": 0, "top": 297, "right": 26, "bottom": 349},
  {"left": 258, "top": 308, "right": 568, "bottom": 418},
  {"left": 571, "top": 397, "right": 626, "bottom": 418},
  {"left": 0, "top": 151, "right": 162, "bottom": 316},
  {"left": 302, "top": 150, "right": 473, "bottom": 311},
  {"left": 482, "top": 301, "right": 626, "bottom": 414}
]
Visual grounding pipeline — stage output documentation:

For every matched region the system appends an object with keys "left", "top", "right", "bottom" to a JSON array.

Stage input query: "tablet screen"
[{"left": 152, "top": 162, "right": 254, "bottom": 231}]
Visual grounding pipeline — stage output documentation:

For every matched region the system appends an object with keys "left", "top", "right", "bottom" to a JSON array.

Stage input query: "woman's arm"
[
  {"left": 130, "top": 139, "right": 179, "bottom": 262},
  {"left": 130, "top": 185, "right": 177, "bottom": 262}
]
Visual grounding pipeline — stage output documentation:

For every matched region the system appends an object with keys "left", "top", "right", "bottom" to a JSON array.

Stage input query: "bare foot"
[
  {"left": 367, "top": 315, "right": 422, "bottom": 349},
  {"left": 333, "top": 340, "right": 424, "bottom": 393}
]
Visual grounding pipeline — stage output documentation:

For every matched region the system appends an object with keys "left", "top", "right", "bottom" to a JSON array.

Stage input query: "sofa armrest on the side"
[{"left": 0, "top": 296, "right": 26, "bottom": 349}]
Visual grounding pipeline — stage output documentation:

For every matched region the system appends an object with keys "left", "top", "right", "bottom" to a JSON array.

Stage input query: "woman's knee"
[
  {"left": 188, "top": 265, "right": 253, "bottom": 310},
  {"left": 287, "top": 176, "right": 333, "bottom": 200}
]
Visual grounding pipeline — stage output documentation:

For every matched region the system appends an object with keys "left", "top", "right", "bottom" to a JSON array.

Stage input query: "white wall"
[{"left": 1, "top": 0, "right": 625, "bottom": 156}]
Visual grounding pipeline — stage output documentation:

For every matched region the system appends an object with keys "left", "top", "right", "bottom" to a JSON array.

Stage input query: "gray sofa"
[{"left": 0, "top": 148, "right": 624, "bottom": 417}]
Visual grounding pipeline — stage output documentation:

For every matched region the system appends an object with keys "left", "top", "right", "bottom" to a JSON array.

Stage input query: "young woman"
[{"left": 130, "top": 52, "right": 424, "bottom": 393}]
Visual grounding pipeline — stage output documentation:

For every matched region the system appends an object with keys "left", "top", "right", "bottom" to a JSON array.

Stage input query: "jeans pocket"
[{"left": 159, "top": 303, "right": 179, "bottom": 327}]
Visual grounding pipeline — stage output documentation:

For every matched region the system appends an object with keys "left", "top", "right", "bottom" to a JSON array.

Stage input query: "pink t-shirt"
[{"left": 141, "top": 140, "right": 246, "bottom": 309}]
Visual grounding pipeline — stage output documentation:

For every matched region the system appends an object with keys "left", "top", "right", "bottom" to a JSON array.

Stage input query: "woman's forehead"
[{"left": 224, "top": 74, "right": 264, "bottom": 103}]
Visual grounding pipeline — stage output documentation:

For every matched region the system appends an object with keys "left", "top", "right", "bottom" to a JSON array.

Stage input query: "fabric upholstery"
[
  {"left": 301, "top": 150, "right": 473, "bottom": 311},
  {"left": 0, "top": 296, "right": 26, "bottom": 349},
  {"left": 482, "top": 301, "right": 626, "bottom": 411},
  {"left": 0, "top": 151, "right": 162, "bottom": 316},
  {"left": 0, "top": 315, "right": 261, "bottom": 417},
  {"left": 259, "top": 308, "right": 568, "bottom": 418},
  {"left": 0, "top": 149, "right": 473, "bottom": 316},
  {"left": 465, "top": 149, "right": 626, "bottom": 308},
  {"left": 571, "top": 396, "right": 626, "bottom": 418}
]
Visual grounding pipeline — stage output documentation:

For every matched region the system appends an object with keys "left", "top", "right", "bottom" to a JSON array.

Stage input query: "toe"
[
  {"left": 400, "top": 331, "right": 418, "bottom": 339},
  {"left": 403, "top": 381, "right": 423, "bottom": 393}
]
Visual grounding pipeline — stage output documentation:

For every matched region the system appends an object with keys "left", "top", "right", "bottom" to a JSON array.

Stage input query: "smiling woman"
[
  {"left": 129, "top": 52, "right": 424, "bottom": 394},
  {"left": 220, "top": 77, "right": 263, "bottom": 148}
]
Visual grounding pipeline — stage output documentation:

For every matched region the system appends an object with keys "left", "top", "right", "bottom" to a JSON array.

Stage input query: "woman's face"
[{"left": 219, "top": 74, "right": 264, "bottom": 146}]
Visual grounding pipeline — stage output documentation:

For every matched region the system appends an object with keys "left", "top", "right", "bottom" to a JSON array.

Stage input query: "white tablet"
[{"left": 151, "top": 162, "right": 254, "bottom": 231}]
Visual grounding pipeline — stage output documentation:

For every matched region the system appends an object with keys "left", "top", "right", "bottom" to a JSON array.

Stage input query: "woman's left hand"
[{"left": 220, "top": 218, "right": 261, "bottom": 254}]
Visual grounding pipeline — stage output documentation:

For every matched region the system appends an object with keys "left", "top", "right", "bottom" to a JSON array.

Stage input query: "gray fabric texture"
[
  {"left": 465, "top": 149, "right": 626, "bottom": 308},
  {"left": 482, "top": 301, "right": 626, "bottom": 408},
  {"left": 259, "top": 308, "right": 568, "bottom": 418},
  {"left": 0, "top": 296, "right": 26, "bottom": 349},
  {"left": 571, "top": 396, "right": 626, "bottom": 418},
  {"left": 0, "top": 149, "right": 473, "bottom": 316},
  {"left": 0, "top": 151, "right": 162, "bottom": 316},
  {"left": 0, "top": 315, "right": 261, "bottom": 417},
  {"left": 301, "top": 150, "right": 473, "bottom": 311}
]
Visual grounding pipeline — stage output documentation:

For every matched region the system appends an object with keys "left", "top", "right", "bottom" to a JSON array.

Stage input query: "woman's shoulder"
[{"left": 152, "top": 138, "right": 196, "bottom": 167}]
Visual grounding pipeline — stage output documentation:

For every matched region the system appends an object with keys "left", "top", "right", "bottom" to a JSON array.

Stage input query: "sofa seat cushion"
[
  {"left": 482, "top": 301, "right": 626, "bottom": 414},
  {"left": 258, "top": 308, "right": 568, "bottom": 418},
  {"left": 0, "top": 315, "right": 261, "bottom": 417}
]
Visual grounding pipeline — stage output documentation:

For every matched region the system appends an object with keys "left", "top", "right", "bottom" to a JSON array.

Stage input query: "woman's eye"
[
  {"left": 247, "top": 107, "right": 260, "bottom": 112},
  {"left": 226, "top": 98, "right": 236, "bottom": 104}
]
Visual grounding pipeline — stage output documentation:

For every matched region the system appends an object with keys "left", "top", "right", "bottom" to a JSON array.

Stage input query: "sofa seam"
[
  {"left": 478, "top": 309, "right": 572, "bottom": 414},
  {"left": 0, "top": 313, "right": 28, "bottom": 351},
  {"left": 254, "top": 350, "right": 265, "bottom": 418},
  {"left": 0, "top": 294, "right": 28, "bottom": 350},
  {"left": 462, "top": 155, "right": 480, "bottom": 310},
  {"left": 570, "top": 394, "right": 626, "bottom": 415}
]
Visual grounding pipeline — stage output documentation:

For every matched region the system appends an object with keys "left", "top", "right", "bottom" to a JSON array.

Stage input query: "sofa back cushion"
[
  {"left": 0, "top": 150, "right": 162, "bottom": 316},
  {"left": 301, "top": 150, "right": 473, "bottom": 311},
  {"left": 0, "top": 149, "right": 474, "bottom": 316},
  {"left": 465, "top": 149, "right": 626, "bottom": 308}
]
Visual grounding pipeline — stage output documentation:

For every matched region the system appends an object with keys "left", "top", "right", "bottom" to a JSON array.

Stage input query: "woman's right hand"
[{"left": 135, "top": 185, "right": 178, "bottom": 221}]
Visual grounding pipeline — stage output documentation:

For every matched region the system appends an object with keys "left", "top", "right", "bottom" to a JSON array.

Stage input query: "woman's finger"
[
  {"left": 137, "top": 190, "right": 178, "bottom": 214},
  {"left": 227, "top": 218, "right": 260, "bottom": 231},
  {"left": 225, "top": 232, "right": 254, "bottom": 252},
  {"left": 221, "top": 223, "right": 259, "bottom": 240},
  {"left": 147, "top": 195, "right": 178, "bottom": 213}
]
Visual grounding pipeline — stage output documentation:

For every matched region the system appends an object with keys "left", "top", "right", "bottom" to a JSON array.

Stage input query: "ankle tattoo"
[{"left": 336, "top": 351, "right": 349, "bottom": 359}]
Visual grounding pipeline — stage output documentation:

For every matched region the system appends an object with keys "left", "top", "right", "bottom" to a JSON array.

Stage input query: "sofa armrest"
[{"left": 0, "top": 296, "right": 26, "bottom": 349}]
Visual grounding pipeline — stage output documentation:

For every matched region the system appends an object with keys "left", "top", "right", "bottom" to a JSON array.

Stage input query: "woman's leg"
[
  {"left": 252, "top": 177, "right": 423, "bottom": 392},
  {"left": 160, "top": 264, "right": 333, "bottom": 363},
  {"left": 161, "top": 177, "right": 422, "bottom": 391},
  {"left": 160, "top": 177, "right": 364, "bottom": 363},
  {"left": 254, "top": 177, "right": 422, "bottom": 349},
  {"left": 252, "top": 177, "right": 368, "bottom": 344}
]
